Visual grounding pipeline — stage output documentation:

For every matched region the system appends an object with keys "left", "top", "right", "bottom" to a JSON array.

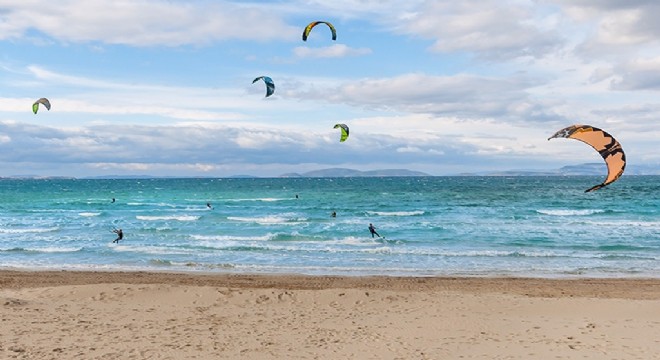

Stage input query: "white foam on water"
[
  {"left": 227, "top": 214, "right": 307, "bottom": 225},
  {"left": 0, "top": 246, "right": 83, "bottom": 253},
  {"left": 136, "top": 215, "right": 200, "bottom": 221},
  {"left": 363, "top": 246, "right": 393, "bottom": 254},
  {"left": 79, "top": 212, "right": 101, "bottom": 217},
  {"left": 366, "top": 210, "right": 425, "bottom": 216},
  {"left": 323, "top": 236, "right": 384, "bottom": 246},
  {"left": 0, "top": 227, "right": 59, "bottom": 233},
  {"left": 536, "top": 209, "right": 605, "bottom": 216},
  {"left": 32, "top": 246, "right": 83, "bottom": 253},
  {"left": 226, "top": 198, "right": 288, "bottom": 202},
  {"left": 587, "top": 220, "right": 660, "bottom": 229},
  {"left": 190, "top": 234, "right": 275, "bottom": 242},
  {"left": 127, "top": 202, "right": 176, "bottom": 207},
  {"left": 111, "top": 244, "right": 202, "bottom": 255}
]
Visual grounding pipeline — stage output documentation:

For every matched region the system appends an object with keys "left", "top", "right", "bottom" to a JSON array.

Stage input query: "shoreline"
[
  {"left": 2, "top": 269, "right": 660, "bottom": 299},
  {"left": 2, "top": 270, "right": 660, "bottom": 359}
]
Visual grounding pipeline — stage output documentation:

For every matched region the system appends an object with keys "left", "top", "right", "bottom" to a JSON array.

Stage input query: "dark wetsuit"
[
  {"left": 368, "top": 224, "right": 380, "bottom": 238},
  {"left": 113, "top": 229, "right": 123, "bottom": 243}
]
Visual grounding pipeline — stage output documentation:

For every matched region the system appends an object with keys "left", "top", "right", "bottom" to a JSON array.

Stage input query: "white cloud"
[
  {"left": 0, "top": 114, "right": 562, "bottom": 177},
  {"left": 289, "top": 0, "right": 423, "bottom": 17},
  {"left": 2, "top": 1, "right": 660, "bottom": 177},
  {"left": 396, "top": 146, "right": 422, "bottom": 153},
  {"left": 0, "top": 65, "right": 258, "bottom": 122},
  {"left": 87, "top": 162, "right": 217, "bottom": 173},
  {"left": 552, "top": 0, "right": 660, "bottom": 57},
  {"left": 609, "top": 57, "right": 660, "bottom": 91},
  {"left": 288, "top": 72, "right": 558, "bottom": 121},
  {"left": 0, "top": 1, "right": 298, "bottom": 46},
  {"left": 293, "top": 44, "right": 372, "bottom": 58},
  {"left": 392, "top": 0, "right": 562, "bottom": 59}
]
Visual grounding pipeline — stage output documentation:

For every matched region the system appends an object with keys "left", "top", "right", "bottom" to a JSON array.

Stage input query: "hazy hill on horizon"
[{"left": 3, "top": 163, "right": 660, "bottom": 179}]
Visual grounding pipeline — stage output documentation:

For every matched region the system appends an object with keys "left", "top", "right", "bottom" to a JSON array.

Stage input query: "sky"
[{"left": 1, "top": 0, "right": 660, "bottom": 177}]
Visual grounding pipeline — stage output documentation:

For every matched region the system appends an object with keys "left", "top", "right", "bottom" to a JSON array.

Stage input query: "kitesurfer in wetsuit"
[
  {"left": 112, "top": 228, "right": 123, "bottom": 243},
  {"left": 368, "top": 223, "right": 381, "bottom": 238}
]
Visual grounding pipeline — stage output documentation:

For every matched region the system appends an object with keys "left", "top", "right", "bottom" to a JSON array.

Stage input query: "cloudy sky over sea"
[{"left": 1, "top": 1, "right": 659, "bottom": 177}]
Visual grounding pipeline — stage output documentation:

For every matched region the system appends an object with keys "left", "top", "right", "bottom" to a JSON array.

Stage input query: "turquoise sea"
[{"left": 0, "top": 176, "right": 658, "bottom": 277}]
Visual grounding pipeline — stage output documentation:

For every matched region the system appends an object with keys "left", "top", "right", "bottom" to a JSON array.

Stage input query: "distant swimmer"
[
  {"left": 112, "top": 228, "right": 123, "bottom": 243},
  {"left": 331, "top": 211, "right": 336, "bottom": 218},
  {"left": 206, "top": 202, "right": 213, "bottom": 209},
  {"left": 111, "top": 198, "right": 115, "bottom": 203},
  {"left": 295, "top": 194, "right": 299, "bottom": 199},
  {"left": 368, "top": 223, "right": 381, "bottom": 238}
]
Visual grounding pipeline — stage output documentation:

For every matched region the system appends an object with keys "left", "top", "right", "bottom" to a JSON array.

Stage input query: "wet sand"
[{"left": 1, "top": 270, "right": 659, "bottom": 359}]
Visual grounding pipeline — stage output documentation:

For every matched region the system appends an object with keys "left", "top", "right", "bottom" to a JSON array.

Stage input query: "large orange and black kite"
[{"left": 549, "top": 124, "right": 626, "bottom": 192}]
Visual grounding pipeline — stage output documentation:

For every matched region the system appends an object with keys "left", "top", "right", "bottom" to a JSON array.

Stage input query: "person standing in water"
[
  {"left": 368, "top": 223, "right": 381, "bottom": 238},
  {"left": 112, "top": 228, "right": 123, "bottom": 243}
]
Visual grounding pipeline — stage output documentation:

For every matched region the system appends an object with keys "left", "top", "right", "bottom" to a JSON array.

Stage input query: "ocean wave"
[
  {"left": 37, "top": 246, "right": 84, "bottom": 253},
  {"left": 190, "top": 234, "right": 275, "bottom": 242},
  {"left": 376, "top": 248, "right": 659, "bottom": 260},
  {"left": 620, "top": 221, "right": 660, "bottom": 228},
  {"left": 0, "top": 227, "right": 59, "bottom": 234},
  {"left": 112, "top": 244, "right": 203, "bottom": 255},
  {"left": 189, "top": 234, "right": 318, "bottom": 251},
  {"left": 78, "top": 212, "right": 101, "bottom": 217},
  {"left": 136, "top": 215, "right": 200, "bottom": 221},
  {"left": 536, "top": 209, "right": 605, "bottom": 216},
  {"left": 128, "top": 202, "right": 177, "bottom": 208},
  {"left": 149, "top": 259, "right": 175, "bottom": 266},
  {"left": 598, "top": 254, "right": 658, "bottom": 261},
  {"left": 226, "top": 198, "right": 288, "bottom": 202},
  {"left": 131, "top": 243, "right": 276, "bottom": 254},
  {"left": 322, "top": 236, "right": 386, "bottom": 246},
  {"left": 366, "top": 210, "right": 425, "bottom": 216},
  {"left": 587, "top": 220, "right": 660, "bottom": 229},
  {"left": 345, "top": 248, "right": 581, "bottom": 258},
  {"left": 1, "top": 246, "right": 83, "bottom": 253},
  {"left": 149, "top": 259, "right": 235, "bottom": 269},
  {"left": 227, "top": 215, "right": 307, "bottom": 225},
  {"left": 222, "top": 263, "right": 401, "bottom": 275},
  {"left": 363, "top": 246, "right": 393, "bottom": 254}
]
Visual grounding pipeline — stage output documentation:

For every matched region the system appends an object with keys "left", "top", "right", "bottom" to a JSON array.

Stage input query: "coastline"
[
  {"left": 2, "top": 270, "right": 660, "bottom": 359},
  {"left": 2, "top": 269, "right": 660, "bottom": 299}
]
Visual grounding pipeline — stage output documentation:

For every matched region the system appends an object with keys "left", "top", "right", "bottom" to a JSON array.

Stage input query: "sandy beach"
[{"left": 1, "top": 271, "right": 659, "bottom": 359}]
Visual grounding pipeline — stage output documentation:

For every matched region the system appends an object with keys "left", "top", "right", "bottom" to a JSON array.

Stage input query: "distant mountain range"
[
  {"left": 459, "top": 164, "right": 604, "bottom": 176},
  {"left": 461, "top": 163, "right": 660, "bottom": 176},
  {"left": 3, "top": 163, "right": 659, "bottom": 179},
  {"left": 280, "top": 163, "right": 660, "bottom": 178}
]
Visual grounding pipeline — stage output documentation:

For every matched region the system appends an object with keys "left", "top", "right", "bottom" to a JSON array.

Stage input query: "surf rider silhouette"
[
  {"left": 368, "top": 223, "right": 381, "bottom": 238},
  {"left": 112, "top": 228, "right": 123, "bottom": 243}
]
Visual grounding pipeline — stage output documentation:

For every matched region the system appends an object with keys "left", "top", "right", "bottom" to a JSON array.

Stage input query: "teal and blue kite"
[{"left": 252, "top": 76, "right": 275, "bottom": 98}]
